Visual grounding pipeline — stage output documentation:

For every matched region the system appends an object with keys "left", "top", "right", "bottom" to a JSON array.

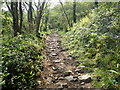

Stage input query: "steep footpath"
[{"left": 38, "top": 32, "right": 93, "bottom": 88}]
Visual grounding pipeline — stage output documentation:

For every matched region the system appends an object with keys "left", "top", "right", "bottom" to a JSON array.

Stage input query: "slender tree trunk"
[
  {"left": 73, "top": 0, "right": 76, "bottom": 23},
  {"left": 36, "top": 0, "right": 46, "bottom": 35},
  {"left": 19, "top": 1, "right": 23, "bottom": 33},
  {"left": 10, "top": 2, "right": 19, "bottom": 36},
  {"left": 44, "top": 11, "right": 49, "bottom": 31},
  {"left": 59, "top": 0, "right": 71, "bottom": 28},
  {"left": 95, "top": 0, "right": 98, "bottom": 7},
  {"left": 14, "top": 2, "right": 19, "bottom": 36},
  {"left": 7, "top": 1, "right": 20, "bottom": 36},
  {"left": 28, "top": 1, "right": 33, "bottom": 32}
]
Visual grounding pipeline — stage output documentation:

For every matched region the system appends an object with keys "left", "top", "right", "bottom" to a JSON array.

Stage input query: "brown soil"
[{"left": 37, "top": 31, "right": 93, "bottom": 88}]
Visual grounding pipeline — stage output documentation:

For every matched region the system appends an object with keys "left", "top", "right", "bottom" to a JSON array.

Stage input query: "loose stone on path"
[{"left": 38, "top": 32, "right": 92, "bottom": 88}]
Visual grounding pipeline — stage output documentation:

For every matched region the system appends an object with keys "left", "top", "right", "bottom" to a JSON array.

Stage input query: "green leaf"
[{"left": 108, "top": 70, "right": 120, "bottom": 75}]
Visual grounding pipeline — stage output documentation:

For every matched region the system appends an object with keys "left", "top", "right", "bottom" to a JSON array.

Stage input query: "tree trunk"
[
  {"left": 28, "top": 1, "right": 33, "bottom": 32},
  {"left": 44, "top": 11, "right": 49, "bottom": 31},
  {"left": 36, "top": 0, "right": 46, "bottom": 35},
  {"left": 19, "top": 1, "right": 23, "bottom": 33},
  {"left": 95, "top": 0, "right": 98, "bottom": 7},
  {"left": 14, "top": 2, "right": 19, "bottom": 36},
  {"left": 11, "top": 2, "right": 19, "bottom": 36},
  {"left": 59, "top": 0, "right": 71, "bottom": 28},
  {"left": 73, "top": 0, "right": 76, "bottom": 23},
  {"left": 6, "top": 1, "right": 20, "bottom": 36}
]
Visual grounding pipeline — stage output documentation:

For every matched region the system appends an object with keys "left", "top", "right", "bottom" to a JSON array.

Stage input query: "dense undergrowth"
[
  {"left": 61, "top": 2, "right": 120, "bottom": 89},
  {"left": 2, "top": 33, "right": 46, "bottom": 89}
]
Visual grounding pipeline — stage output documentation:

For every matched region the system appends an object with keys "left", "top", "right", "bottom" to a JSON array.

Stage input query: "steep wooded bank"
[{"left": 60, "top": 2, "right": 120, "bottom": 89}]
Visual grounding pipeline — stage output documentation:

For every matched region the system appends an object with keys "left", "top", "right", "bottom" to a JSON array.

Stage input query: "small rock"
[
  {"left": 75, "top": 69, "right": 84, "bottom": 73},
  {"left": 48, "top": 63, "right": 52, "bottom": 66},
  {"left": 57, "top": 67, "right": 63, "bottom": 73},
  {"left": 49, "top": 74, "right": 53, "bottom": 77},
  {"left": 61, "top": 49, "right": 66, "bottom": 52},
  {"left": 62, "top": 84, "right": 68, "bottom": 88},
  {"left": 77, "top": 66, "right": 85, "bottom": 68},
  {"left": 53, "top": 71, "right": 57, "bottom": 74},
  {"left": 49, "top": 47, "right": 53, "bottom": 49},
  {"left": 52, "top": 66, "right": 57, "bottom": 70},
  {"left": 65, "top": 76, "right": 74, "bottom": 81},
  {"left": 53, "top": 59, "right": 61, "bottom": 63},
  {"left": 58, "top": 77, "right": 65, "bottom": 80},
  {"left": 60, "top": 63, "right": 64, "bottom": 65},
  {"left": 56, "top": 43, "right": 59, "bottom": 45},
  {"left": 52, "top": 38, "right": 56, "bottom": 41},
  {"left": 37, "top": 81, "right": 41, "bottom": 85},
  {"left": 52, "top": 78, "right": 58, "bottom": 83},
  {"left": 54, "top": 34, "right": 59, "bottom": 37},
  {"left": 68, "top": 57, "right": 72, "bottom": 60},
  {"left": 63, "top": 70, "right": 72, "bottom": 76},
  {"left": 57, "top": 82, "right": 68, "bottom": 88},
  {"left": 71, "top": 78, "right": 78, "bottom": 82},
  {"left": 71, "top": 61, "right": 80, "bottom": 66},
  {"left": 55, "top": 77, "right": 58, "bottom": 80},
  {"left": 56, "top": 56, "right": 60, "bottom": 59},
  {"left": 78, "top": 74, "right": 92, "bottom": 83},
  {"left": 81, "top": 82, "right": 85, "bottom": 85},
  {"left": 51, "top": 53, "right": 57, "bottom": 56},
  {"left": 78, "top": 73, "right": 82, "bottom": 76},
  {"left": 57, "top": 46, "right": 60, "bottom": 48},
  {"left": 73, "top": 75, "right": 78, "bottom": 78},
  {"left": 63, "top": 57, "right": 67, "bottom": 60},
  {"left": 50, "top": 49, "right": 55, "bottom": 51}
]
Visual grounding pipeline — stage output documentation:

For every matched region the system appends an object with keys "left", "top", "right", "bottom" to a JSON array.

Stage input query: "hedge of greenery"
[
  {"left": 61, "top": 2, "right": 120, "bottom": 89},
  {"left": 2, "top": 34, "right": 45, "bottom": 89}
]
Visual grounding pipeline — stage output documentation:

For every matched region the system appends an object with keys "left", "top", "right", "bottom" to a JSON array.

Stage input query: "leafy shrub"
[
  {"left": 2, "top": 34, "right": 45, "bottom": 89},
  {"left": 1, "top": 11, "right": 13, "bottom": 38},
  {"left": 61, "top": 2, "right": 120, "bottom": 89}
]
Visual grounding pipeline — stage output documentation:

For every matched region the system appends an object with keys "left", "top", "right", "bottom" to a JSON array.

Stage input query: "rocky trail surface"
[{"left": 38, "top": 32, "right": 93, "bottom": 88}]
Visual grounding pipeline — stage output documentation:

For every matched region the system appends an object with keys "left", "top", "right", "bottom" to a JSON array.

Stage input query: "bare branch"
[{"left": 6, "top": 2, "right": 12, "bottom": 13}]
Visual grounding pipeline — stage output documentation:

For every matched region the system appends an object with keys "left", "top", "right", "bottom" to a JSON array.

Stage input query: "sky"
[
  {"left": 1, "top": 0, "right": 119, "bottom": 10},
  {"left": 1, "top": 0, "right": 66, "bottom": 11}
]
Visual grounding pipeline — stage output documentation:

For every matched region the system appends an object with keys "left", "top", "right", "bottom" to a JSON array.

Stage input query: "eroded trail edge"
[{"left": 39, "top": 32, "right": 93, "bottom": 88}]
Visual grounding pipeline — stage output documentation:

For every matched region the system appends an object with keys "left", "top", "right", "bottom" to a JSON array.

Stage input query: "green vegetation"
[
  {"left": 1, "top": 1, "right": 48, "bottom": 89},
  {"left": 1, "top": 0, "right": 120, "bottom": 89},
  {"left": 61, "top": 2, "right": 120, "bottom": 89},
  {"left": 49, "top": 2, "right": 94, "bottom": 31},
  {"left": 2, "top": 34, "right": 45, "bottom": 89}
]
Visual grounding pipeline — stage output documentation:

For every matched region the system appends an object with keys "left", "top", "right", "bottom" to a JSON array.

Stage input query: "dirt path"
[{"left": 38, "top": 32, "right": 93, "bottom": 88}]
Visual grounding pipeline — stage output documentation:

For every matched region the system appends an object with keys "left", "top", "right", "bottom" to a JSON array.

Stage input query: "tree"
[
  {"left": 73, "top": 0, "right": 76, "bottom": 23},
  {"left": 59, "top": 0, "right": 71, "bottom": 28},
  {"left": 36, "top": 0, "right": 46, "bottom": 36},
  {"left": 19, "top": 1, "right": 23, "bottom": 33},
  {"left": 28, "top": 0, "right": 33, "bottom": 32},
  {"left": 94, "top": 0, "right": 98, "bottom": 7},
  {"left": 6, "top": 1, "right": 20, "bottom": 36},
  {"left": 42, "top": 9, "right": 49, "bottom": 31}
]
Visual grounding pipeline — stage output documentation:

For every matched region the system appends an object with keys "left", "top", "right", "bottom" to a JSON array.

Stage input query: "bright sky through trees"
[{"left": 1, "top": 0, "right": 65, "bottom": 11}]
